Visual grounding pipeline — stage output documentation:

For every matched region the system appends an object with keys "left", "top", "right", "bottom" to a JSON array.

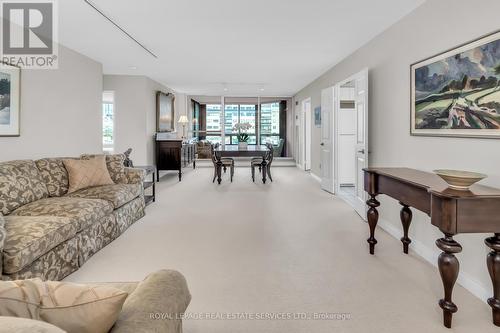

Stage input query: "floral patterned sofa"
[{"left": 0, "top": 154, "right": 146, "bottom": 281}]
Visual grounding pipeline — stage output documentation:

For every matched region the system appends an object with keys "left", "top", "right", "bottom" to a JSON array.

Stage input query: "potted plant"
[{"left": 233, "top": 122, "right": 253, "bottom": 149}]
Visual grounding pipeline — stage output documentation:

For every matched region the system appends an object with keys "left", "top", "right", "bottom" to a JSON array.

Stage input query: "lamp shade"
[{"left": 178, "top": 115, "right": 189, "bottom": 124}]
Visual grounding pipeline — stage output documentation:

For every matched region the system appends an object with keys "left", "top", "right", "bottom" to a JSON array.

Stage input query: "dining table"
[{"left": 214, "top": 145, "right": 270, "bottom": 184}]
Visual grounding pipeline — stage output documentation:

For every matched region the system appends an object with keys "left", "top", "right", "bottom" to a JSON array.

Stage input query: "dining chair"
[
  {"left": 211, "top": 143, "right": 234, "bottom": 182},
  {"left": 251, "top": 143, "right": 274, "bottom": 182},
  {"left": 265, "top": 144, "right": 274, "bottom": 182},
  {"left": 250, "top": 143, "right": 270, "bottom": 171}
]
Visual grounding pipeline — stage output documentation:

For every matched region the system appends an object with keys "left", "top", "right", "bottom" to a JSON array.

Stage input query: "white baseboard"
[
  {"left": 310, "top": 173, "right": 321, "bottom": 183},
  {"left": 377, "top": 218, "right": 489, "bottom": 304}
]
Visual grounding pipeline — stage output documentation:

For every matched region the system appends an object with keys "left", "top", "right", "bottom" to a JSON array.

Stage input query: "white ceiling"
[{"left": 60, "top": 0, "right": 425, "bottom": 96}]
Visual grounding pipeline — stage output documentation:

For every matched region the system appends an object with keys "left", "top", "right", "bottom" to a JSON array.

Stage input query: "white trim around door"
[{"left": 334, "top": 68, "right": 369, "bottom": 219}]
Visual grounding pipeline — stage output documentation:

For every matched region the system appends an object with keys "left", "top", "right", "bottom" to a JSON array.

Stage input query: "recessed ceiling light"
[
  {"left": 223, "top": 88, "right": 228, "bottom": 91},
  {"left": 129, "top": 66, "right": 137, "bottom": 70},
  {"left": 260, "top": 88, "right": 265, "bottom": 91}
]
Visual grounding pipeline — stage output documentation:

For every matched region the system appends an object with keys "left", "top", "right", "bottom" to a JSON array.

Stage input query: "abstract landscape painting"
[
  {"left": 411, "top": 31, "right": 500, "bottom": 138},
  {"left": 0, "top": 72, "right": 11, "bottom": 125},
  {"left": 0, "top": 63, "right": 20, "bottom": 136}
]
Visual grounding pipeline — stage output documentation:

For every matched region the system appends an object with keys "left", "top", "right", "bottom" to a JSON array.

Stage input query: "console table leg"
[
  {"left": 399, "top": 203, "right": 412, "bottom": 254},
  {"left": 366, "top": 195, "right": 380, "bottom": 255},
  {"left": 436, "top": 235, "right": 462, "bottom": 328},
  {"left": 485, "top": 233, "right": 500, "bottom": 327}
]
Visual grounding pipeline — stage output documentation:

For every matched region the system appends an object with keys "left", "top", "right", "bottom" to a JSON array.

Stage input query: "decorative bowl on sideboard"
[{"left": 433, "top": 169, "right": 487, "bottom": 191}]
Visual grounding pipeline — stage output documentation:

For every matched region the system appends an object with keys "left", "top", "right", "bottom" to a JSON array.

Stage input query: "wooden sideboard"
[
  {"left": 155, "top": 139, "right": 196, "bottom": 181},
  {"left": 364, "top": 167, "right": 500, "bottom": 328}
]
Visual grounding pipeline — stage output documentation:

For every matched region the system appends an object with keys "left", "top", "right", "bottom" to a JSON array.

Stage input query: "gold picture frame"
[{"left": 156, "top": 91, "right": 175, "bottom": 132}]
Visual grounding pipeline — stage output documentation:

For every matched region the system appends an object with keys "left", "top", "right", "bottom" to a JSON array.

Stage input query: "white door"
[
  {"left": 320, "top": 87, "right": 335, "bottom": 193},
  {"left": 353, "top": 69, "right": 369, "bottom": 218}
]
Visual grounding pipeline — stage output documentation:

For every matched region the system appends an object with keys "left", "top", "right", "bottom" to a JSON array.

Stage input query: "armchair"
[{"left": 273, "top": 138, "right": 285, "bottom": 157}]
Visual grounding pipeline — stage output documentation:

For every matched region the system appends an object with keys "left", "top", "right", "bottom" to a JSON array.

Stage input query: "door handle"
[
  {"left": 357, "top": 149, "right": 365, "bottom": 154},
  {"left": 320, "top": 143, "right": 325, "bottom": 146}
]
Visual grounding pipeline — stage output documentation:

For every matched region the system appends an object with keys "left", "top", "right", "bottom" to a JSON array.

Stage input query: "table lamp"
[{"left": 178, "top": 115, "right": 189, "bottom": 139}]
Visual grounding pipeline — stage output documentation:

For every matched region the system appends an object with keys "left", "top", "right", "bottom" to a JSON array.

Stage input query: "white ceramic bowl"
[{"left": 433, "top": 169, "right": 487, "bottom": 190}]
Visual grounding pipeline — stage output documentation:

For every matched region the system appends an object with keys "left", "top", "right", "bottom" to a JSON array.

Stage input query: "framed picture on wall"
[
  {"left": 314, "top": 106, "right": 321, "bottom": 127},
  {"left": 411, "top": 30, "right": 500, "bottom": 138},
  {"left": 0, "top": 62, "right": 20, "bottom": 137}
]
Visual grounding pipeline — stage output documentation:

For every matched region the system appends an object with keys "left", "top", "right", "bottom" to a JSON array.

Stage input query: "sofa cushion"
[
  {"left": 67, "top": 184, "right": 142, "bottom": 209},
  {"left": 2, "top": 216, "right": 77, "bottom": 274},
  {"left": 0, "top": 160, "right": 49, "bottom": 215},
  {"left": 76, "top": 215, "right": 117, "bottom": 266},
  {"left": 3, "top": 237, "right": 79, "bottom": 281},
  {"left": 10, "top": 197, "right": 113, "bottom": 232},
  {"left": 81, "top": 154, "right": 128, "bottom": 184},
  {"left": 35, "top": 158, "right": 71, "bottom": 197}
]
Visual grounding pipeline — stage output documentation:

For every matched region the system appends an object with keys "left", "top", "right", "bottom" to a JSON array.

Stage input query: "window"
[
  {"left": 102, "top": 91, "right": 114, "bottom": 152},
  {"left": 206, "top": 104, "right": 222, "bottom": 144},
  {"left": 191, "top": 97, "right": 287, "bottom": 151},
  {"left": 224, "top": 104, "right": 256, "bottom": 144},
  {"left": 260, "top": 102, "right": 280, "bottom": 144}
]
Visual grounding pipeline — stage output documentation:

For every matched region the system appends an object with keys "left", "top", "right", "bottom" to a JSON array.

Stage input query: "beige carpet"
[{"left": 65, "top": 167, "right": 497, "bottom": 333}]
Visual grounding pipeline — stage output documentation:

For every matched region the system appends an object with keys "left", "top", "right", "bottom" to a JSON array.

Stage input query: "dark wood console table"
[
  {"left": 155, "top": 139, "right": 196, "bottom": 181},
  {"left": 364, "top": 167, "right": 500, "bottom": 328}
]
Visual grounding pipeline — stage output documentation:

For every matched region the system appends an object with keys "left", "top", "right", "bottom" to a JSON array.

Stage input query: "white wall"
[
  {"left": 294, "top": 0, "right": 500, "bottom": 301},
  {"left": 0, "top": 45, "right": 103, "bottom": 161},
  {"left": 103, "top": 75, "right": 186, "bottom": 165}
]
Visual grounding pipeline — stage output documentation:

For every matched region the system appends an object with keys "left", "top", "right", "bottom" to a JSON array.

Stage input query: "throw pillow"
[
  {"left": 80, "top": 154, "right": 127, "bottom": 184},
  {"left": 63, "top": 156, "right": 114, "bottom": 193},
  {"left": 0, "top": 278, "right": 128, "bottom": 333},
  {"left": 35, "top": 158, "right": 73, "bottom": 197}
]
